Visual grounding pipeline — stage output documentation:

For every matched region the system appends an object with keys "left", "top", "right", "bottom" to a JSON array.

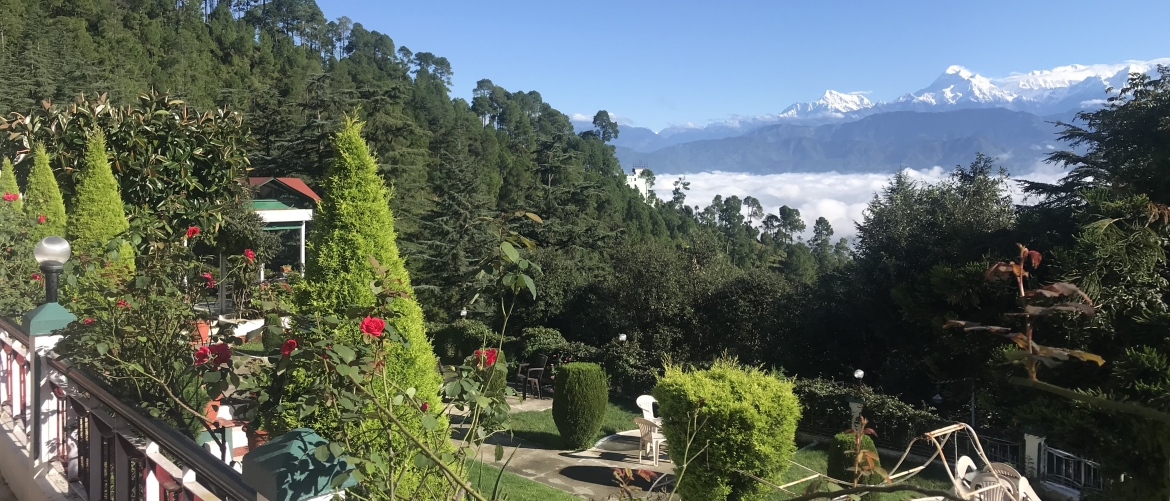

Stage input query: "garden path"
[{"left": 451, "top": 395, "right": 674, "bottom": 499}]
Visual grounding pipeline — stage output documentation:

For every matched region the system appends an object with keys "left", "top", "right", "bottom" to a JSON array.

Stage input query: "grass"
[
  {"left": 507, "top": 400, "right": 641, "bottom": 449},
  {"left": 235, "top": 340, "right": 268, "bottom": 357},
  {"left": 768, "top": 442, "right": 954, "bottom": 500},
  {"left": 466, "top": 460, "right": 582, "bottom": 501}
]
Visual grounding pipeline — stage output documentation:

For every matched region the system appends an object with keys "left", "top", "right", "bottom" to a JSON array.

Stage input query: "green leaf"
[
  {"left": 501, "top": 241, "right": 519, "bottom": 263},
  {"left": 333, "top": 345, "right": 356, "bottom": 363},
  {"left": 413, "top": 454, "right": 432, "bottom": 469},
  {"left": 202, "top": 371, "right": 221, "bottom": 383},
  {"left": 494, "top": 443, "right": 504, "bottom": 461},
  {"left": 406, "top": 387, "right": 416, "bottom": 397},
  {"left": 96, "top": 342, "right": 109, "bottom": 355},
  {"left": 328, "top": 442, "right": 343, "bottom": 458},
  {"left": 522, "top": 274, "right": 537, "bottom": 299},
  {"left": 392, "top": 394, "right": 404, "bottom": 406},
  {"left": 421, "top": 414, "right": 437, "bottom": 430},
  {"left": 314, "top": 444, "right": 330, "bottom": 462}
]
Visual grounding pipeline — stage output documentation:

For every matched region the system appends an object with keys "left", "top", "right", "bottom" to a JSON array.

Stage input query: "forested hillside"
[{"left": 3, "top": 1, "right": 1170, "bottom": 497}]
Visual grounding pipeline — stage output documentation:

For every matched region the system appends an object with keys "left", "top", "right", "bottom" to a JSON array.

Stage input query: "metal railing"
[
  {"left": 1041, "top": 443, "right": 1102, "bottom": 491},
  {"left": 0, "top": 316, "right": 258, "bottom": 501}
]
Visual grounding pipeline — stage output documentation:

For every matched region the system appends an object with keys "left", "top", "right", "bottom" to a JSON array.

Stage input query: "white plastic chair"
[
  {"left": 636, "top": 395, "right": 660, "bottom": 424},
  {"left": 634, "top": 417, "right": 667, "bottom": 466}
]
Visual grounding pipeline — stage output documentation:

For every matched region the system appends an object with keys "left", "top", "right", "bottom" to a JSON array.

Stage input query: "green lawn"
[
  {"left": 235, "top": 340, "right": 268, "bottom": 357},
  {"left": 768, "top": 443, "right": 954, "bottom": 501},
  {"left": 466, "top": 460, "right": 582, "bottom": 501},
  {"left": 507, "top": 400, "right": 641, "bottom": 450}
]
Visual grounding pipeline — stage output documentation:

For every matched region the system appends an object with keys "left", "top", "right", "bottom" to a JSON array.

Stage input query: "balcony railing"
[
  {"left": 1041, "top": 443, "right": 1103, "bottom": 491},
  {"left": 0, "top": 316, "right": 258, "bottom": 501}
]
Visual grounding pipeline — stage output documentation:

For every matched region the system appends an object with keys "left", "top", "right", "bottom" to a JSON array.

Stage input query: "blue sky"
[{"left": 317, "top": 0, "right": 1170, "bottom": 132}]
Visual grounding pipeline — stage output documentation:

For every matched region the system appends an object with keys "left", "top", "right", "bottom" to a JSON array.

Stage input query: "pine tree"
[
  {"left": 293, "top": 116, "right": 447, "bottom": 492},
  {"left": 68, "top": 131, "right": 133, "bottom": 268},
  {"left": 0, "top": 157, "right": 20, "bottom": 213},
  {"left": 23, "top": 144, "right": 66, "bottom": 241}
]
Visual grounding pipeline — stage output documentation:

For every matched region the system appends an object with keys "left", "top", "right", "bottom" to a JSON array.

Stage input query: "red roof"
[{"left": 249, "top": 177, "right": 320, "bottom": 202}]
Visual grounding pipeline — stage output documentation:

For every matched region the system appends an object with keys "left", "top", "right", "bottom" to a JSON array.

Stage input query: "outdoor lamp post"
[
  {"left": 933, "top": 394, "right": 943, "bottom": 406},
  {"left": 847, "top": 369, "right": 865, "bottom": 431},
  {"left": 460, "top": 308, "right": 467, "bottom": 318},
  {"left": 618, "top": 333, "right": 627, "bottom": 342},
  {"left": 34, "top": 236, "right": 71, "bottom": 304}
]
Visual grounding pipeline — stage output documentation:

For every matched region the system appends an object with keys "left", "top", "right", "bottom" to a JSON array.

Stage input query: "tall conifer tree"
[
  {"left": 0, "top": 157, "right": 19, "bottom": 213},
  {"left": 23, "top": 144, "right": 65, "bottom": 241},
  {"left": 68, "top": 131, "right": 133, "bottom": 268},
  {"left": 293, "top": 116, "right": 447, "bottom": 492}
]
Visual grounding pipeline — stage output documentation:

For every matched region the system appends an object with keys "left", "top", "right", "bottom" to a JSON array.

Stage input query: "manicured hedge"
[
  {"left": 793, "top": 378, "right": 941, "bottom": 451},
  {"left": 827, "top": 431, "right": 882, "bottom": 499},
  {"left": 654, "top": 358, "right": 801, "bottom": 501},
  {"left": 551, "top": 362, "right": 608, "bottom": 449}
]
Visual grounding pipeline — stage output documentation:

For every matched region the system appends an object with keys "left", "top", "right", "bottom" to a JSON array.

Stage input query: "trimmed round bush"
[
  {"left": 431, "top": 319, "right": 503, "bottom": 363},
  {"left": 654, "top": 358, "right": 801, "bottom": 501},
  {"left": 827, "top": 431, "right": 882, "bottom": 498},
  {"left": 552, "top": 362, "right": 608, "bottom": 449},
  {"left": 521, "top": 326, "right": 566, "bottom": 358}
]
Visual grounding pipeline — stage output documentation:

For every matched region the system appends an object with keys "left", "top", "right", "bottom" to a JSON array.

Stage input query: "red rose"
[
  {"left": 201, "top": 272, "right": 215, "bottom": 288},
  {"left": 280, "top": 339, "right": 297, "bottom": 357},
  {"left": 243, "top": 249, "right": 255, "bottom": 263},
  {"left": 473, "top": 348, "right": 499, "bottom": 367},
  {"left": 420, "top": 402, "right": 430, "bottom": 412},
  {"left": 37, "top": 214, "right": 45, "bottom": 224},
  {"left": 82, "top": 318, "right": 94, "bottom": 325},
  {"left": 116, "top": 299, "right": 130, "bottom": 309},
  {"left": 194, "top": 346, "right": 211, "bottom": 365},
  {"left": 30, "top": 273, "right": 41, "bottom": 281},
  {"left": 360, "top": 316, "right": 385, "bottom": 337},
  {"left": 209, "top": 343, "right": 232, "bottom": 365},
  {"left": 2, "top": 193, "right": 16, "bottom": 202},
  {"left": 186, "top": 226, "right": 201, "bottom": 238}
]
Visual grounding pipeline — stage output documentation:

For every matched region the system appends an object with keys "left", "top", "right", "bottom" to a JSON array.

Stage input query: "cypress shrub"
[
  {"left": 23, "top": 144, "right": 66, "bottom": 241},
  {"left": 287, "top": 116, "right": 448, "bottom": 493},
  {"left": 68, "top": 131, "right": 133, "bottom": 269},
  {"left": 552, "top": 362, "right": 608, "bottom": 449},
  {"left": 0, "top": 158, "right": 20, "bottom": 213},
  {"left": 827, "top": 431, "right": 882, "bottom": 499},
  {"left": 654, "top": 358, "right": 801, "bottom": 501}
]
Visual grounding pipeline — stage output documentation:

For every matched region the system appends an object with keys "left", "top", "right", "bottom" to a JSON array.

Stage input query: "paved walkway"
[
  {"left": 0, "top": 474, "right": 16, "bottom": 501},
  {"left": 454, "top": 395, "right": 675, "bottom": 499}
]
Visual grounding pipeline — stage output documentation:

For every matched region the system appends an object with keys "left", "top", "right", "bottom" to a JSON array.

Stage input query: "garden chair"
[
  {"left": 516, "top": 354, "right": 548, "bottom": 399},
  {"left": 634, "top": 417, "right": 667, "bottom": 466},
  {"left": 636, "top": 395, "right": 661, "bottom": 425}
]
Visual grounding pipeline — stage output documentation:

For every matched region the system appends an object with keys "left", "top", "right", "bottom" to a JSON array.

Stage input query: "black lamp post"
[{"left": 34, "top": 236, "right": 71, "bottom": 304}]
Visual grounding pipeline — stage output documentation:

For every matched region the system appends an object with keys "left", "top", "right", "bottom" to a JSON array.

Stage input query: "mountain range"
[{"left": 576, "top": 58, "right": 1168, "bottom": 174}]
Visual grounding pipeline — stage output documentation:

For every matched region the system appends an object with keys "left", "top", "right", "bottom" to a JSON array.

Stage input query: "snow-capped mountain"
[
  {"left": 591, "top": 58, "right": 1169, "bottom": 153},
  {"left": 892, "top": 65, "right": 1018, "bottom": 109},
  {"left": 777, "top": 90, "right": 874, "bottom": 119}
]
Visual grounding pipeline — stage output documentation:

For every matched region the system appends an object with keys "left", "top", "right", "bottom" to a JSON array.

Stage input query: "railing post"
[
  {"left": 1024, "top": 433, "right": 1044, "bottom": 477},
  {"left": 88, "top": 415, "right": 103, "bottom": 501},
  {"left": 242, "top": 428, "right": 354, "bottom": 501},
  {"left": 32, "top": 333, "right": 63, "bottom": 464}
]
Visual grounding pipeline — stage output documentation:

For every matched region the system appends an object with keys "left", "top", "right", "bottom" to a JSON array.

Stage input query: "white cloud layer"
[{"left": 651, "top": 163, "right": 1067, "bottom": 240}]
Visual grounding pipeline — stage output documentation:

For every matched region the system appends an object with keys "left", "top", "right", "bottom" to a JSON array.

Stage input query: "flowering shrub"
[{"left": 56, "top": 237, "right": 235, "bottom": 437}]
